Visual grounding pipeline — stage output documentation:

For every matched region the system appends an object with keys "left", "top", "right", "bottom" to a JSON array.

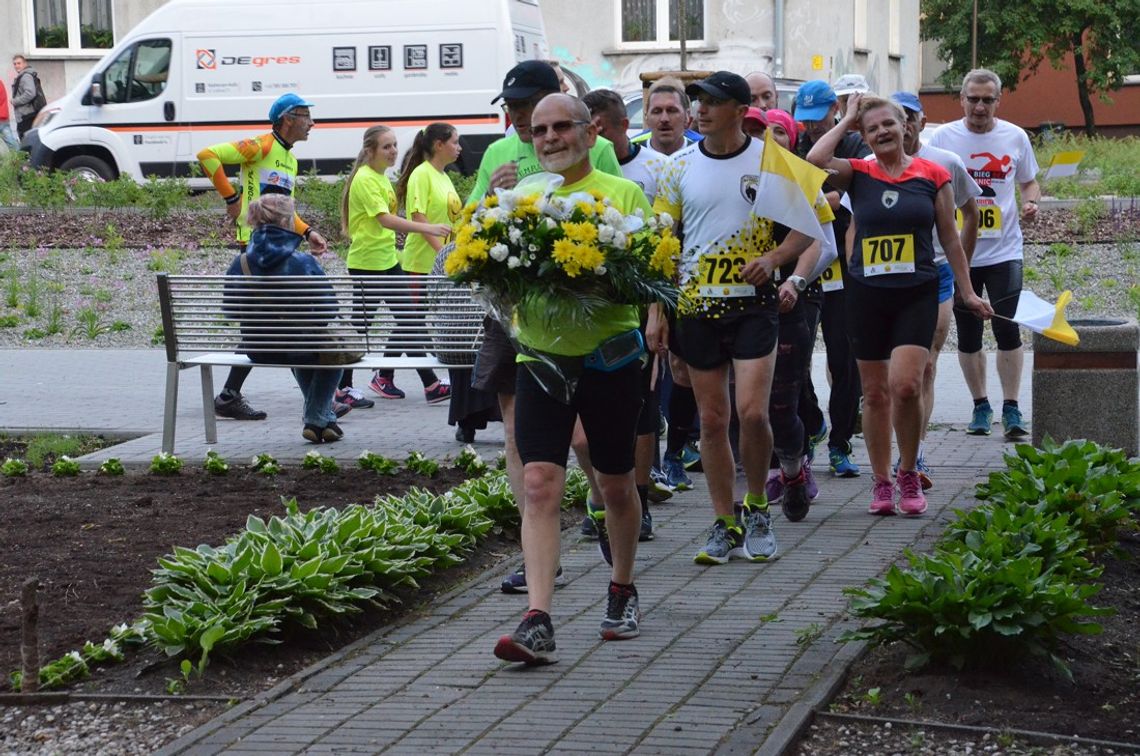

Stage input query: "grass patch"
[
  {"left": 2, "top": 433, "right": 119, "bottom": 469},
  {"left": 1036, "top": 134, "right": 1140, "bottom": 198}
]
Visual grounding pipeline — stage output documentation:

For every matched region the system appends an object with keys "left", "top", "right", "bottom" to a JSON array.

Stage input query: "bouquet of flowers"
[{"left": 444, "top": 178, "right": 679, "bottom": 330}]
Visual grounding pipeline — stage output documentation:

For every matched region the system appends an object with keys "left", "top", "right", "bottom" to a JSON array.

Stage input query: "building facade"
[{"left": 543, "top": 0, "right": 921, "bottom": 97}]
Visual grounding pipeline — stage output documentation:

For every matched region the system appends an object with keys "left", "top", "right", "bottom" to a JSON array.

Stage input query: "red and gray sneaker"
[
  {"left": 494, "top": 609, "right": 558, "bottom": 665},
  {"left": 369, "top": 373, "right": 406, "bottom": 399},
  {"left": 424, "top": 381, "right": 452, "bottom": 404},
  {"left": 335, "top": 386, "right": 375, "bottom": 409},
  {"left": 868, "top": 476, "right": 897, "bottom": 516},
  {"left": 897, "top": 469, "right": 928, "bottom": 516}
]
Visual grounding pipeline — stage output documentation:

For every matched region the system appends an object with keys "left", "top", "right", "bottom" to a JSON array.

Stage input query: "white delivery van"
[{"left": 26, "top": 0, "right": 550, "bottom": 182}]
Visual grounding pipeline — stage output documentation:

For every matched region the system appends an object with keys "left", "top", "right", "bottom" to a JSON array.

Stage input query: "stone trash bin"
[{"left": 1032, "top": 318, "right": 1139, "bottom": 456}]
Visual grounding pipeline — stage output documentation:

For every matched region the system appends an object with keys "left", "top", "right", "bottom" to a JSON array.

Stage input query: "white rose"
[
  {"left": 612, "top": 232, "right": 627, "bottom": 249},
  {"left": 597, "top": 225, "right": 615, "bottom": 243},
  {"left": 603, "top": 207, "right": 624, "bottom": 226},
  {"left": 544, "top": 217, "right": 557, "bottom": 230},
  {"left": 507, "top": 256, "right": 522, "bottom": 269},
  {"left": 508, "top": 226, "right": 523, "bottom": 244},
  {"left": 659, "top": 212, "right": 674, "bottom": 227},
  {"left": 489, "top": 243, "right": 510, "bottom": 261}
]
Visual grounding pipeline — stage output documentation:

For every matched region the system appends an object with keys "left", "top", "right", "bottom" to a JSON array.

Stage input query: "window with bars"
[
  {"left": 621, "top": 0, "right": 704, "bottom": 45},
  {"left": 30, "top": 0, "right": 113, "bottom": 51}
]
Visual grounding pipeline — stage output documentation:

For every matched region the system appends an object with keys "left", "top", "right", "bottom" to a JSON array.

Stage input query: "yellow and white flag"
[
  {"left": 754, "top": 131, "right": 831, "bottom": 242},
  {"left": 1013, "top": 289, "right": 1080, "bottom": 346},
  {"left": 1044, "top": 150, "right": 1085, "bottom": 180}
]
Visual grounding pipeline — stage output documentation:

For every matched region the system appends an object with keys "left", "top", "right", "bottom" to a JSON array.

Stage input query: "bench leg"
[
  {"left": 163, "top": 363, "right": 179, "bottom": 454},
  {"left": 200, "top": 365, "right": 217, "bottom": 445}
]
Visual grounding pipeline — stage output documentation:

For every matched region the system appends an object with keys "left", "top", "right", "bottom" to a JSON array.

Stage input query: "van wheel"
[{"left": 59, "top": 155, "right": 116, "bottom": 182}]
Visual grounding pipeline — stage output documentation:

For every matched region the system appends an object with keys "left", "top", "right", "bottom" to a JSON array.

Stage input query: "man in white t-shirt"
[
  {"left": 929, "top": 68, "right": 1040, "bottom": 440},
  {"left": 583, "top": 88, "right": 667, "bottom": 203},
  {"left": 649, "top": 71, "right": 813, "bottom": 565}
]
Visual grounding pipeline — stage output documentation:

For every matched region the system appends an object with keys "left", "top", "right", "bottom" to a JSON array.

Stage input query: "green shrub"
[
  {"left": 2, "top": 458, "right": 29, "bottom": 477},
  {"left": 975, "top": 438, "right": 1140, "bottom": 553},
  {"left": 51, "top": 456, "right": 81, "bottom": 476},
  {"left": 842, "top": 548, "right": 1108, "bottom": 678},
  {"left": 98, "top": 458, "right": 126, "bottom": 476},
  {"left": 150, "top": 452, "right": 184, "bottom": 475}
]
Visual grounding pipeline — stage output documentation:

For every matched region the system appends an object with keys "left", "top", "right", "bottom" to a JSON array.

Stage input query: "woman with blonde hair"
[{"left": 338, "top": 124, "right": 453, "bottom": 405}]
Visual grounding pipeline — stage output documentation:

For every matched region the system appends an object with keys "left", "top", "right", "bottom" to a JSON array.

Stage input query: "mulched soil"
[
  {"left": 0, "top": 459, "right": 559, "bottom": 698},
  {"left": 810, "top": 534, "right": 1140, "bottom": 747}
]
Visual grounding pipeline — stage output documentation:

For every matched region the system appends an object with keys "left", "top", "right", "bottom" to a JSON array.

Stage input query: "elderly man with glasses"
[{"left": 928, "top": 68, "right": 1040, "bottom": 441}]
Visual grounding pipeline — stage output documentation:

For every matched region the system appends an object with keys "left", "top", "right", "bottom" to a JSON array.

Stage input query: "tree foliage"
[{"left": 920, "top": 0, "right": 1140, "bottom": 134}]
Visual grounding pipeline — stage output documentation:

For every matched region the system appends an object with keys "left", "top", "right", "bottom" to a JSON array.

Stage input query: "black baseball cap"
[
  {"left": 686, "top": 71, "right": 751, "bottom": 106},
  {"left": 492, "top": 60, "right": 560, "bottom": 104}
]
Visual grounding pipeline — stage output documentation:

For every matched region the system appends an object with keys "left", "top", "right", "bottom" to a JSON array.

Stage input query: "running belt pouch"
[{"left": 583, "top": 329, "right": 645, "bottom": 372}]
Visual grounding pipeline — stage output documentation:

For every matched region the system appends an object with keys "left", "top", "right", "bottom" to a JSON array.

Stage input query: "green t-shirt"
[
  {"left": 400, "top": 162, "right": 461, "bottom": 274},
  {"left": 346, "top": 165, "right": 399, "bottom": 271},
  {"left": 515, "top": 170, "right": 654, "bottom": 357},
  {"left": 467, "top": 134, "right": 623, "bottom": 204}
]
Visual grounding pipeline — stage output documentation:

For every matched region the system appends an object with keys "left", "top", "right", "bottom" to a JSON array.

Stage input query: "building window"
[
  {"left": 31, "top": 0, "right": 114, "bottom": 51},
  {"left": 621, "top": 0, "right": 705, "bottom": 45}
]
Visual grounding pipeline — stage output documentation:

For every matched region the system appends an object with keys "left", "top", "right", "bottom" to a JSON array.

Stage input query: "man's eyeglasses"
[
  {"left": 501, "top": 95, "right": 545, "bottom": 115},
  {"left": 530, "top": 120, "right": 589, "bottom": 138},
  {"left": 964, "top": 96, "right": 998, "bottom": 105}
]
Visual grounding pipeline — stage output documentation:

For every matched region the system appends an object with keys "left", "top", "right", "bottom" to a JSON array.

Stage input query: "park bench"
[{"left": 156, "top": 273, "right": 485, "bottom": 453}]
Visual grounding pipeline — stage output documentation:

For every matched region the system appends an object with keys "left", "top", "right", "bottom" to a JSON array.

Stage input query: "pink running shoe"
[
  {"left": 897, "top": 469, "right": 928, "bottom": 515},
  {"left": 868, "top": 476, "right": 896, "bottom": 516}
]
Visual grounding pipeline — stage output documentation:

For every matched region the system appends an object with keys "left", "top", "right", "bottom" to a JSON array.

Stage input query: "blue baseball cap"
[
  {"left": 795, "top": 80, "right": 837, "bottom": 121},
  {"left": 890, "top": 91, "right": 924, "bottom": 114},
  {"left": 269, "top": 93, "right": 313, "bottom": 123}
]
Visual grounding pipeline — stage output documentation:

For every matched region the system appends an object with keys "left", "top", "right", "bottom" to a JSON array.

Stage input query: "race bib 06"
[
  {"left": 956, "top": 203, "right": 1002, "bottom": 239},
  {"left": 698, "top": 252, "right": 759, "bottom": 297},
  {"left": 861, "top": 233, "right": 915, "bottom": 277}
]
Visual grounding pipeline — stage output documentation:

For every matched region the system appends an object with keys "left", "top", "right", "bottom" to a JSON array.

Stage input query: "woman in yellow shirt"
[
  {"left": 397, "top": 122, "right": 501, "bottom": 441},
  {"left": 338, "top": 125, "right": 453, "bottom": 404}
]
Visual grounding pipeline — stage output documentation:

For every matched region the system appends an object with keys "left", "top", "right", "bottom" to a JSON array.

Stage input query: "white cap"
[{"left": 832, "top": 74, "right": 870, "bottom": 96}]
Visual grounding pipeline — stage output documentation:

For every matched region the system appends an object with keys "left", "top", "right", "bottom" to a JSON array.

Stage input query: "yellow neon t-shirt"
[
  {"left": 346, "top": 165, "right": 399, "bottom": 271},
  {"left": 399, "top": 163, "right": 461, "bottom": 273}
]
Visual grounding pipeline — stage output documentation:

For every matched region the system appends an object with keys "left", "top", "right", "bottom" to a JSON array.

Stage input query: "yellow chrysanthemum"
[
  {"left": 561, "top": 221, "right": 598, "bottom": 244},
  {"left": 516, "top": 195, "right": 540, "bottom": 215},
  {"left": 588, "top": 189, "right": 606, "bottom": 202},
  {"left": 482, "top": 215, "right": 497, "bottom": 231},
  {"left": 444, "top": 252, "right": 467, "bottom": 276},
  {"left": 574, "top": 201, "right": 596, "bottom": 217},
  {"left": 576, "top": 243, "right": 606, "bottom": 273},
  {"left": 455, "top": 223, "right": 477, "bottom": 246},
  {"left": 650, "top": 232, "right": 680, "bottom": 278},
  {"left": 483, "top": 195, "right": 499, "bottom": 208},
  {"left": 461, "top": 238, "right": 490, "bottom": 263}
]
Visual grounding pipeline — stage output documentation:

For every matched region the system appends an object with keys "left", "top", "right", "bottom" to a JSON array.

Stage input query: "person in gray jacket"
[{"left": 11, "top": 55, "right": 43, "bottom": 139}]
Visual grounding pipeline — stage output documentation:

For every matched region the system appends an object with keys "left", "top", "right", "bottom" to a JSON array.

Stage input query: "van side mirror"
[{"left": 90, "top": 77, "right": 105, "bottom": 106}]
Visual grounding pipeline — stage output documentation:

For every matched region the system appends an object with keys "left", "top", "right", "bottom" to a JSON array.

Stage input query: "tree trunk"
[{"left": 1072, "top": 30, "right": 1096, "bottom": 136}]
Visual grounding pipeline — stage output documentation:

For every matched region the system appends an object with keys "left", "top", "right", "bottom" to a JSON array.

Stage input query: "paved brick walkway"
[{"left": 0, "top": 349, "right": 1024, "bottom": 753}]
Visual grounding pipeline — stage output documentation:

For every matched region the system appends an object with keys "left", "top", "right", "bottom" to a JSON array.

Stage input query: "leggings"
[
  {"left": 770, "top": 313, "right": 812, "bottom": 465},
  {"left": 341, "top": 265, "right": 438, "bottom": 389},
  {"left": 956, "top": 260, "right": 1023, "bottom": 353}
]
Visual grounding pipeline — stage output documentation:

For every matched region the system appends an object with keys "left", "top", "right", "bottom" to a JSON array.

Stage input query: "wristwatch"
[{"left": 788, "top": 275, "right": 808, "bottom": 293}]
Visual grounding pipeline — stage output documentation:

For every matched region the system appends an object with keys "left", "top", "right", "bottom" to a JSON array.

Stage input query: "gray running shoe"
[
  {"left": 494, "top": 610, "right": 558, "bottom": 665},
  {"left": 741, "top": 504, "right": 778, "bottom": 561},
  {"left": 599, "top": 583, "right": 641, "bottom": 640},
  {"left": 693, "top": 519, "right": 746, "bottom": 565}
]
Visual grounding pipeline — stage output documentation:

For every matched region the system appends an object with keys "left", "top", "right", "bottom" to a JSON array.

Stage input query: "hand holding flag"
[{"left": 989, "top": 289, "right": 1080, "bottom": 346}]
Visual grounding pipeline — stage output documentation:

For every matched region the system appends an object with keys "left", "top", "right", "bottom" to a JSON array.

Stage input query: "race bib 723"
[{"left": 698, "top": 252, "right": 759, "bottom": 297}]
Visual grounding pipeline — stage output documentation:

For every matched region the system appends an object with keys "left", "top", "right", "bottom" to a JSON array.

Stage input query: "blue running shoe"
[
  {"left": 662, "top": 454, "right": 693, "bottom": 491},
  {"left": 1002, "top": 404, "right": 1028, "bottom": 440},
  {"left": 915, "top": 454, "right": 933, "bottom": 490},
  {"left": 679, "top": 441, "right": 701, "bottom": 471},
  {"left": 828, "top": 445, "right": 861, "bottom": 478},
  {"left": 967, "top": 402, "right": 993, "bottom": 435}
]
